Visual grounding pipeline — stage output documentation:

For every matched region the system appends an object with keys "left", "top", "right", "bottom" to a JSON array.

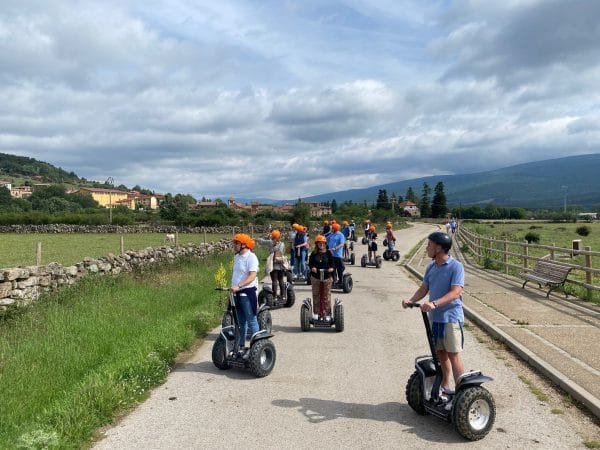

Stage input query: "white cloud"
[{"left": 0, "top": 0, "right": 598, "bottom": 200}]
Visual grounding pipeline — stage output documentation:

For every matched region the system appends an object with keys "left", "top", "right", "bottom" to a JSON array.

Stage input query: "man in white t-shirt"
[{"left": 230, "top": 233, "right": 259, "bottom": 354}]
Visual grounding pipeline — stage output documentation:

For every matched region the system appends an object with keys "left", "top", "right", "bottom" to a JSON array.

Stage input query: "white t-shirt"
[{"left": 231, "top": 250, "right": 259, "bottom": 289}]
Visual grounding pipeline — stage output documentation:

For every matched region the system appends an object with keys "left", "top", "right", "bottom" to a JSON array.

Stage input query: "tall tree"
[
  {"left": 420, "top": 182, "right": 431, "bottom": 218},
  {"left": 331, "top": 198, "right": 338, "bottom": 213},
  {"left": 431, "top": 182, "right": 448, "bottom": 218},
  {"left": 376, "top": 189, "right": 390, "bottom": 209},
  {"left": 405, "top": 187, "right": 417, "bottom": 203}
]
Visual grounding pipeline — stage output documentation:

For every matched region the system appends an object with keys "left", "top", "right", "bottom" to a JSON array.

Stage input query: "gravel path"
[{"left": 94, "top": 223, "right": 586, "bottom": 449}]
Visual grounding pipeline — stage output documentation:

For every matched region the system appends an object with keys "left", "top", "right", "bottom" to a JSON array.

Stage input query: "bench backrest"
[{"left": 531, "top": 260, "right": 571, "bottom": 281}]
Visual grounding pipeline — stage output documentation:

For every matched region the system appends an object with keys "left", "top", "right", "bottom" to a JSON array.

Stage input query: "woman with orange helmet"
[
  {"left": 231, "top": 233, "right": 259, "bottom": 353},
  {"left": 367, "top": 225, "right": 378, "bottom": 263},
  {"left": 308, "top": 235, "right": 335, "bottom": 318},
  {"left": 385, "top": 222, "right": 397, "bottom": 255},
  {"left": 292, "top": 224, "right": 309, "bottom": 280},
  {"left": 257, "top": 229, "right": 288, "bottom": 302}
]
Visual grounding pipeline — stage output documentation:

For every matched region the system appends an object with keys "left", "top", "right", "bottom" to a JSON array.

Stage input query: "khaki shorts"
[{"left": 434, "top": 322, "right": 464, "bottom": 353}]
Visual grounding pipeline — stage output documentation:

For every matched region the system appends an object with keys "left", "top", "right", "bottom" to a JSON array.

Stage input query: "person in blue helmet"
[{"left": 402, "top": 232, "right": 465, "bottom": 403}]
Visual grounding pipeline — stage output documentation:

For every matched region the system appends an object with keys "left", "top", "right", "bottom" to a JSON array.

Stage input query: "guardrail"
[{"left": 457, "top": 227, "right": 600, "bottom": 301}]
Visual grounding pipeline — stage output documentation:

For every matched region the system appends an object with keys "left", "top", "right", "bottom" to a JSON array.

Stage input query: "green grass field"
[
  {"left": 0, "top": 233, "right": 233, "bottom": 268},
  {"left": 0, "top": 253, "right": 235, "bottom": 448}
]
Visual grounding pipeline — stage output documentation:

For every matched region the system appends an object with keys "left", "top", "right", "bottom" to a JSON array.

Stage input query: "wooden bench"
[{"left": 520, "top": 260, "right": 572, "bottom": 298}]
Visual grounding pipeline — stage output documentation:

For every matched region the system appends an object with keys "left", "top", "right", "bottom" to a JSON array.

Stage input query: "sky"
[{"left": 1, "top": 0, "right": 599, "bottom": 201}]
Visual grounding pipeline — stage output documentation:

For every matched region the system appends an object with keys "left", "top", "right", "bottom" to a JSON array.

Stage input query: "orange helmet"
[
  {"left": 270, "top": 229, "right": 281, "bottom": 240},
  {"left": 233, "top": 233, "right": 255, "bottom": 250},
  {"left": 292, "top": 223, "right": 302, "bottom": 231},
  {"left": 342, "top": 220, "right": 349, "bottom": 226},
  {"left": 369, "top": 225, "right": 375, "bottom": 232},
  {"left": 315, "top": 235, "right": 327, "bottom": 244},
  {"left": 386, "top": 223, "right": 392, "bottom": 229},
  {"left": 332, "top": 223, "right": 341, "bottom": 232}
]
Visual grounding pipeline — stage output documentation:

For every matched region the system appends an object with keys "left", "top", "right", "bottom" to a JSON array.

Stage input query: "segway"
[
  {"left": 306, "top": 266, "right": 353, "bottom": 293},
  {"left": 258, "top": 271, "right": 296, "bottom": 309},
  {"left": 343, "top": 242, "right": 356, "bottom": 265},
  {"left": 404, "top": 302, "right": 496, "bottom": 440},
  {"left": 382, "top": 238, "right": 400, "bottom": 261},
  {"left": 212, "top": 288, "right": 276, "bottom": 377},
  {"left": 222, "top": 290, "right": 272, "bottom": 333},
  {"left": 300, "top": 269, "right": 344, "bottom": 332}
]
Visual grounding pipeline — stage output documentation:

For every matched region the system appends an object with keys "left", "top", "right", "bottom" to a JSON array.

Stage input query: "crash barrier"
[
  {"left": 0, "top": 239, "right": 231, "bottom": 310},
  {"left": 458, "top": 227, "right": 600, "bottom": 301}
]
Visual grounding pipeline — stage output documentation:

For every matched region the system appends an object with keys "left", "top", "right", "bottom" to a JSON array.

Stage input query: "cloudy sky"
[{"left": 1, "top": 0, "right": 599, "bottom": 201}]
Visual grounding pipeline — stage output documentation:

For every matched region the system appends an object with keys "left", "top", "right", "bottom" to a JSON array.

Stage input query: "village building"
[{"left": 398, "top": 200, "right": 420, "bottom": 217}]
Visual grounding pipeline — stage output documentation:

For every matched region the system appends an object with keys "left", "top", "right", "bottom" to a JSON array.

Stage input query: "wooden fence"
[{"left": 457, "top": 227, "right": 600, "bottom": 301}]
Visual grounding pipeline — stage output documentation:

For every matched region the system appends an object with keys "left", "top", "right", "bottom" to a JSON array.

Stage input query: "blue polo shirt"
[
  {"left": 423, "top": 256, "right": 464, "bottom": 323},
  {"left": 326, "top": 231, "right": 345, "bottom": 258}
]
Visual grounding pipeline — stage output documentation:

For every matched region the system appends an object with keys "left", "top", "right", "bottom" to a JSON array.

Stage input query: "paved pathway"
[{"left": 95, "top": 223, "right": 591, "bottom": 449}]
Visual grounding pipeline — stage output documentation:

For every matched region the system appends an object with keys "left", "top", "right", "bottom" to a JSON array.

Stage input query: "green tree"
[
  {"left": 431, "top": 182, "right": 448, "bottom": 218},
  {"left": 376, "top": 189, "right": 390, "bottom": 210},
  {"left": 160, "top": 194, "right": 190, "bottom": 221},
  {"left": 405, "top": 187, "right": 417, "bottom": 203},
  {"left": 0, "top": 186, "right": 11, "bottom": 206},
  {"left": 290, "top": 200, "right": 311, "bottom": 226},
  {"left": 419, "top": 182, "right": 431, "bottom": 218},
  {"left": 331, "top": 199, "right": 338, "bottom": 214}
]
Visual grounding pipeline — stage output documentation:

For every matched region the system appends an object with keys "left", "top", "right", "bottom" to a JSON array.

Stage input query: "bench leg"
[{"left": 522, "top": 280, "right": 528, "bottom": 289}]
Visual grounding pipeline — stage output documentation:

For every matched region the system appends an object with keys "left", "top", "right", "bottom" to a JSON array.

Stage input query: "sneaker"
[{"left": 325, "top": 315, "right": 332, "bottom": 321}]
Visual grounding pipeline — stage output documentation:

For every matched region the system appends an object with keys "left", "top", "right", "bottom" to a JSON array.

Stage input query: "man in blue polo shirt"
[
  {"left": 402, "top": 232, "right": 465, "bottom": 400},
  {"left": 327, "top": 222, "right": 346, "bottom": 288}
]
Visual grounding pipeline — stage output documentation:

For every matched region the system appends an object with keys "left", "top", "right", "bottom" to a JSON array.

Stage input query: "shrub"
[
  {"left": 524, "top": 231, "right": 540, "bottom": 243},
  {"left": 576, "top": 225, "right": 591, "bottom": 237}
]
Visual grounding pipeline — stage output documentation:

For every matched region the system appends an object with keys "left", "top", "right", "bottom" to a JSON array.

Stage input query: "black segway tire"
[
  {"left": 391, "top": 251, "right": 400, "bottom": 262},
  {"left": 342, "top": 275, "right": 353, "bottom": 293},
  {"left": 221, "top": 312, "right": 233, "bottom": 328},
  {"left": 375, "top": 256, "right": 382, "bottom": 268},
  {"left": 211, "top": 336, "right": 231, "bottom": 370},
  {"left": 383, "top": 238, "right": 388, "bottom": 247},
  {"left": 257, "top": 290, "right": 269, "bottom": 307},
  {"left": 405, "top": 371, "right": 426, "bottom": 414},
  {"left": 383, "top": 250, "right": 390, "bottom": 261},
  {"left": 300, "top": 305, "right": 311, "bottom": 331},
  {"left": 361, "top": 255, "right": 367, "bottom": 267},
  {"left": 361, "top": 237, "right": 368, "bottom": 245},
  {"left": 248, "top": 339, "right": 276, "bottom": 378},
  {"left": 334, "top": 303, "right": 344, "bottom": 332},
  {"left": 452, "top": 386, "right": 496, "bottom": 441},
  {"left": 285, "top": 285, "right": 296, "bottom": 307},
  {"left": 350, "top": 253, "right": 355, "bottom": 265},
  {"left": 258, "top": 310, "right": 272, "bottom": 333}
]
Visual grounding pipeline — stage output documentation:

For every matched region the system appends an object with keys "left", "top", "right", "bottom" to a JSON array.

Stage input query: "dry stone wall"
[{"left": 0, "top": 239, "right": 232, "bottom": 310}]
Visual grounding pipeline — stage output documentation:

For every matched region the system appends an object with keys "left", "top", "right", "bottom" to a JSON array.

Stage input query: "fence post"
[
  {"left": 36, "top": 242, "right": 42, "bottom": 266},
  {"left": 120, "top": 235, "right": 124, "bottom": 254},
  {"left": 550, "top": 243, "right": 555, "bottom": 261},
  {"left": 203, "top": 226, "right": 206, "bottom": 244},
  {"left": 523, "top": 240, "right": 529, "bottom": 269},
  {"left": 503, "top": 240, "right": 508, "bottom": 274},
  {"left": 585, "top": 246, "right": 593, "bottom": 301}
]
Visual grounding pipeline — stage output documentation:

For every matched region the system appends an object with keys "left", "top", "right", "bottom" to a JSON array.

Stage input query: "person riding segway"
[
  {"left": 256, "top": 229, "right": 295, "bottom": 309},
  {"left": 361, "top": 224, "right": 382, "bottom": 268},
  {"left": 300, "top": 235, "right": 344, "bottom": 331},
  {"left": 382, "top": 222, "right": 400, "bottom": 261}
]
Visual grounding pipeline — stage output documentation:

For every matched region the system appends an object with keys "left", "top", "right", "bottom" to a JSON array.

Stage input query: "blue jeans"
[
  {"left": 236, "top": 291, "right": 259, "bottom": 347},
  {"left": 388, "top": 240, "right": 395, "bottom": 253},
  {"left": 294, "top": 248, "right": 307, "bottom": 276}
]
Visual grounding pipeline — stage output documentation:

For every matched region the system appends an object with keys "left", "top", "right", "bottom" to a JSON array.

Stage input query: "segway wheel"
[
  {"left": 375, "top": 256, "right": 382, "bottom": 268},
  {"left": 257, "top": 290, "right": 268, "bottom": 307},
  {"left": 211, "top": 336, "right": 231, "bottom": 370},
  {"left": 349, "top": 242, "right": 354, "bottom": 251},
  {"left": 350, "top": 253, "right": 355, "bottom": 265},
  {"left": 361, "top": 237, "right": 368, "bottom": 245},
  {"left": 334, "top": 303, "right": 344, "bottom": 332},
  {"left": 300, "top": 305, "right": 311, "bottom": 331},
  {"left": 342, "top": 275, "right": 353, "bottom": 293},
  {"left": 383, "top": 250, "right": 390, "bottom": 261},
  {"left": 452, "top": 386, "right": 496, "bottom": 441},
  {"left": 361, "top": 255, "right": 367, "bottom": 267},
  {"left": 221, "top": 312, "right": 233, "bottom": 328},
  {"left": 285, "top": 285, "right": 296, "bottom": 307},
  {"left": 258, "top": 309, "right": 272, "bottom": 333},
  {"left": 383, "top": 238, "right": 388, "bottom": 247},
  {"left": 405, "top": 371, "right": 426, "bottom": 414},
  {"left": 248, "top": 339, "right": 276, "bottom": 378},
  {"left": 391, "top": 251, "right": 400, "bottom": 262}
]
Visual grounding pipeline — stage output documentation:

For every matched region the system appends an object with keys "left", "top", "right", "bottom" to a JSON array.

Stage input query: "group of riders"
[{"left": 232, "top": 218, "right": 400, "bottom": 345}]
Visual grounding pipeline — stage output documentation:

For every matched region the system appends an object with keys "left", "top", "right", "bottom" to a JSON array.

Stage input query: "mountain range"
[
  {"left": 290, "top": 153, "right": 600, "bottom": 209},
  {"left": 2, "top": 152, "right": 599, "bottom": 209}
]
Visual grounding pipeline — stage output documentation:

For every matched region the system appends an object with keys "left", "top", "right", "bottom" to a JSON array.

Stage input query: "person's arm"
[
  {"left": 421, "top": 285, "right": 463, "bottom": 312},
  {"left": 231, "top": 271, "right": 257, "bottom": 292},
  {"left": 402, "top": 283, "right": 429, "bottom": 308}
]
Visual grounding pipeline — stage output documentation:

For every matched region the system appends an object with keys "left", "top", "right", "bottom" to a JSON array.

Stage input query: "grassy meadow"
[
  {"left": 0, "top": 232, "right": 232, "bottom": 268},
  {"left": 459, "top": 221, "right": 600, "bottom": 302}
]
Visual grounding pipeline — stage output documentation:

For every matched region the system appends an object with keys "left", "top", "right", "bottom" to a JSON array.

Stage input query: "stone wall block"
[{"left": 17, "top": 277, "right": 38, "bottom": 289}]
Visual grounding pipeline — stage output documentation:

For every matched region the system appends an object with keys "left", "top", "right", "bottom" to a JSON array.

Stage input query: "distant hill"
[
  {"left": 297, "top": 153, "right": 600, "bottom": 209},
  {"left": 0, "top": 152, "right": 81, "bottom": 184}
]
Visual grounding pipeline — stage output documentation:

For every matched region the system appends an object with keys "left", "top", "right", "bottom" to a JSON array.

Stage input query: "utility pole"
[
  {"left": 561, "top": 185, "right": 568, "bottom": 213},
  {"left": 106, "top": 177, "right": 114, "bottom": 224}
]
